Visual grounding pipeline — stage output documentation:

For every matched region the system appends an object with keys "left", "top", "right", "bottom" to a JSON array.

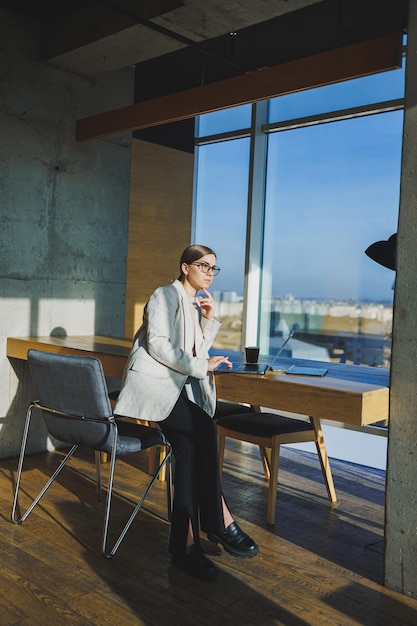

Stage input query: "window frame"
[{"left": 193, "top": 48, "right": 405, "bottom": 352}]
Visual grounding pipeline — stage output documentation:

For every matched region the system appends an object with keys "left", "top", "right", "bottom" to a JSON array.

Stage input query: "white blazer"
[{"left": 114, "top": 279, "right": 221, "bottom": 422}]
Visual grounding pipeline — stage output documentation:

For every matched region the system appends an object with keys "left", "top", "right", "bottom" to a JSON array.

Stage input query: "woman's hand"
[
  {"left": 198, "top": 288, "right": 215, "bottom": 319},
  {"left": 207, "top": 355, "right": 233, "bottom": 372}
]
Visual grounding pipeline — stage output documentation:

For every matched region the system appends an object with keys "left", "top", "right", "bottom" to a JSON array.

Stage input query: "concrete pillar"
[{"left": 385, "top": 0, "right": 417, "bottom": 597}]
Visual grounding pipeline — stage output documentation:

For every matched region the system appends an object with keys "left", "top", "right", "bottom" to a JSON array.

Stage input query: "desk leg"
[
  {"left": 250, "top": 405, "right": 271, "bottom": 479},
  {"left": 147, "top": 446, "right": 168, "bottom": 481},
  {"left": 148, "top": 422, "right": 167, "bottom": 482},
  {"left": 259, "top": 447, "right": 271, "bottom": 480},
  {"left": 310, "top": 417, "right": 337, "bottom": 503}
]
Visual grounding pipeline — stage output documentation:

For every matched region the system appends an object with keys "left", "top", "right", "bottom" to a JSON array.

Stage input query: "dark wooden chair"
[{"left": 215, "top": 403, "right": 337, "bottom": 524}]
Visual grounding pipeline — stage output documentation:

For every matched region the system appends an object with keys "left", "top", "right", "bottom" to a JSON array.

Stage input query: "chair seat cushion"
[
  {"left": 214, "top": 401, "right": 252, "bottom": 420},
  {"left": 113, "top": 421, "right": 165, "bottom": 456},
  {"left": 216, "top": 412, "right": 313, "bottom": 438}
]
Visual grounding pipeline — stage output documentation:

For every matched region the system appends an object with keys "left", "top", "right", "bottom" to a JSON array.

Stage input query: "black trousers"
[{"left": 159, "top": 390, "right": 226, "bottom": 556}]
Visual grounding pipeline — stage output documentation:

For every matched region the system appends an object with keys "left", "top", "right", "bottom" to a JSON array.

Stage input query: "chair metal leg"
[
  {"left": 100, "top": 420, "right": 119, "bottom": 556},
  {"left": 103, "top": 440, "right": 172, "bottom": 558},
  {"left": 12, "top": 404, "right": 173, "bottom": 557},
  {"left": 95, "top": 450, "right": 103, "bottom": 502},
  {"left": 12, "top": 404, "right": 79, "bottom": 524}
]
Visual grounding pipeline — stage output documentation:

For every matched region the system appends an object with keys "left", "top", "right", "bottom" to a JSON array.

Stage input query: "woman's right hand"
[{"left": 207, "top": 356, "right": 232, "bottom": 372}]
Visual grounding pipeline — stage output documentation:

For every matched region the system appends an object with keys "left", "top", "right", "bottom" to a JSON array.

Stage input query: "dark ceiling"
[
  {"left": 134, "top": 0, "right": 407, "bottom": 151},
  {"left": 0, "top": 0, "right": 408, "bottom": 151}
]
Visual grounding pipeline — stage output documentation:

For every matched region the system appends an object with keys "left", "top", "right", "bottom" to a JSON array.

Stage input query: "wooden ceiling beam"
[{"left": 76, "top": 32, "right": 402, "bottom": 141}]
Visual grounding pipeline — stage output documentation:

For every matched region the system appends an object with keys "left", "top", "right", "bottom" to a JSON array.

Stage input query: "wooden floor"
[{"left": 1, "top": 441, "right": 417, "bottom": 626}]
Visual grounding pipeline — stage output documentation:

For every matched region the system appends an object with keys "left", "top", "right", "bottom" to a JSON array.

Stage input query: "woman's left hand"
[
  {"left": 198, "top": 289, "right": 215, "bottom": 319},
  {"left": 207, "top": 356, "right": 232, "bottom": 372}
]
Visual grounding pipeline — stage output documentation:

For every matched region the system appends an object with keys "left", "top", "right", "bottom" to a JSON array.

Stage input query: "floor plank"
[{"left": 0, "top": 441, "right": 416, "bottom": 625}]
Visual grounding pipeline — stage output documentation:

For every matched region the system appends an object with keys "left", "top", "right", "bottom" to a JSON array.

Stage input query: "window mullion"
[{"left": 242, "top": 101, "right": 268, "bottom": 347}]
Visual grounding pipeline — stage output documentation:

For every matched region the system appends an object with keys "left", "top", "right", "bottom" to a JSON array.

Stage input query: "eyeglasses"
[{"left": 190, "top": 262, "right": 221, "bottom": 276}]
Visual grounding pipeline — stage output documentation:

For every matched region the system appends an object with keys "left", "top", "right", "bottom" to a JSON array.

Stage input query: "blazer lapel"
[{"left": 171, "top": 279, "right": 193, "bottom": 353}]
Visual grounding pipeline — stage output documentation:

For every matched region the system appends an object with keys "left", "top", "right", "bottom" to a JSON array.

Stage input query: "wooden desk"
[
  {"left": 7, "top": 336, "right": 390, "bottom": 426},
  {"left": 6, "top": 335, "right": 131, "bottom": 380},
  {"left": 215, "top": 356, "right": 389, "bottom": 427}
]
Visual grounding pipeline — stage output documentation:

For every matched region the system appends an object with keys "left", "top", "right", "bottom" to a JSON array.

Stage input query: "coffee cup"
[{"left": 245, "top": 346, "right": 260, "bottom": 364}]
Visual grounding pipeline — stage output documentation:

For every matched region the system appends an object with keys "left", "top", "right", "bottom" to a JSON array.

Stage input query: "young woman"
[{"left": 115, "top": 244, "right": 258, "bottom": 581}]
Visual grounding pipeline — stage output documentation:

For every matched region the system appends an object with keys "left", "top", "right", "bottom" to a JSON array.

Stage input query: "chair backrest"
[{"left": 27, "top": 349, "right": 114, "bottom": 449}]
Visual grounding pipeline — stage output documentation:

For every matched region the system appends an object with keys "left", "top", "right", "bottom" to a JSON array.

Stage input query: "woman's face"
[{"left": 182, "top": 253, "right": 217, "bottom": 293}]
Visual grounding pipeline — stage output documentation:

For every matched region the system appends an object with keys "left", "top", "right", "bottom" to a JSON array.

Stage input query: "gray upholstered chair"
[
  {"left": 215, "top": 406, "right": 336, "bottom": 525},
  {"left": 12, "top": 349, "right": 172, "bottom": 558}
]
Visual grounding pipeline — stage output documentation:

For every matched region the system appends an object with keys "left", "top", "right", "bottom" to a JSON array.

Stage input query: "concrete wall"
[
  {"left": 384, "top": 0, "right": 417, "bottom": 598},
  {"left": 0, "top": 8, "right": 134, "bottom": 457}
]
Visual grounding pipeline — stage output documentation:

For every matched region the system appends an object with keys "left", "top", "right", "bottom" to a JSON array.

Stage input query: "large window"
[
  {"left": 193, "top": 50, "right": 405, "bottom": 365},
  {"left": 261, "top": 112, "right": 402, "bottom": 365},
  {"left": 196, "top": 104, "right": 252, "bottom": 137},
  {"left": 193, "top": 137, "right": 250, "bottom": 349}
]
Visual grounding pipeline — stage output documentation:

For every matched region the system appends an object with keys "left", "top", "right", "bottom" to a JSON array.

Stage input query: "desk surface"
[
  {"left": 7, "top": 336, "right": 389, "bottom": 427},
  {"left": 215, "top": 356, "right": 389, "bottom": 426},
  {"left": 6, "top": 335, "right": 131, "bottom": 380}
]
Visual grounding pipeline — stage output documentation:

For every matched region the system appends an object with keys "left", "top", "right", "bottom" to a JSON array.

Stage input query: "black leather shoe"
[
  {"left": 207, "top": 522, "right": 259, "bottom": 558},
  {"left": 172, "top": 545, "right": 219, "bottom": 581}
]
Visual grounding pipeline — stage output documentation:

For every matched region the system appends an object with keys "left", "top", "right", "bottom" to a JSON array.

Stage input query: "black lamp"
[{"left": 365, "top": 233, "right": 397, "bottom": 271}]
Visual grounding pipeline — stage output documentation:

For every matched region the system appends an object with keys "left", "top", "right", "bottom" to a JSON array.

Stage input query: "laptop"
[
  {"left": 284, "top": 364, "right": 328, "bottom": 377},
  {"left": 215, "top": 326, "right": 298, "bottom": 375},
  {"left": 215, "top": 359, "right": 272, "bottom": 375}
]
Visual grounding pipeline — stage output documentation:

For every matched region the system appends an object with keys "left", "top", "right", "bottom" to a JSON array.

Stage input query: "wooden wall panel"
[{"left": 125, "top": 139, "right": 193, "bottom": 338}]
